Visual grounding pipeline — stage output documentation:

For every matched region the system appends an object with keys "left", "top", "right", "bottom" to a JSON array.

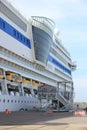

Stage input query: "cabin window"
[
  {"left": 17, "top": 32, "right": 19, "bottom": 39},
  {"left": 26, "top": 39, "right": 29, "bottom": 44},
  {"left": 20, "top": 34, "right": 23, "bottom": 41},
  {"left": 23, "top": 37, "right": 25, "bottom": 43},
  {"left": 1, "top": 22, "right": 5, "bottom": 29},
  {"left": 13, "top": 30, "right": 16, "bottom": 37}
]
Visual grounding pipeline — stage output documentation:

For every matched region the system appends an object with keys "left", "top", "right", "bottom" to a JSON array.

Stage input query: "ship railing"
[
  {"left": 38, "top": 92, "right": 56, "bottom": 99},
  {"left": 38, "top": 91, "right": 68, "bottom": 106},
  {"left": 56, "top": 92, "right": 68, "bottom": 106},
  {"left": 32, "top": 16, "right": 55, "bottom": 38}
]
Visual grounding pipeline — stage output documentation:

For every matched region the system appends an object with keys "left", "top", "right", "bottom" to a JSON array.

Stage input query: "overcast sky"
[{"left": 9, "top": 0, "right": 87, "bottom": 102}]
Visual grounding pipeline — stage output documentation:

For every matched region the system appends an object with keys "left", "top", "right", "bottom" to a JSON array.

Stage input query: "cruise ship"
[{"left": 0, "top": 0, "right": 76, "bottom": 112}]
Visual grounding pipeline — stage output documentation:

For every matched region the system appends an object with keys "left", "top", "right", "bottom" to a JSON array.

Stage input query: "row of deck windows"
[
  {"left": 0, "top": 99, "right": 38, "bottom": 104},
  {"left": 13, "top": 29, "right": 30, "bottom": 46}
]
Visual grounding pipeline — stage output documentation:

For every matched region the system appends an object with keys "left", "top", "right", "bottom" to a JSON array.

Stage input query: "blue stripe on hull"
[
  {"left": 48, "top": 55, "right": 71, "bottom": 75},
  {"left": 0, "top": 17, "right": 31, "bottom": 48}
]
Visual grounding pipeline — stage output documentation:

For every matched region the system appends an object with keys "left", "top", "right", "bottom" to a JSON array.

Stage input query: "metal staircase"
[
  {"left": 38, "top": 92, "right": 70, "bottom": 111},
  {"left": 56, "top": 92, "right": 67, "bottom": 106},
  {"left": 38, "top": 87, "right": 74, "bottom": 112}
]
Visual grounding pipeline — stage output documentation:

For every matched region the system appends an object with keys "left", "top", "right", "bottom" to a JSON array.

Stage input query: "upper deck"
[
  {"left": 0, "top": 0, "right": 75, "bottom": 85},
  {"left": 0, "top": 0, "right": 35, "bottom": 61}
]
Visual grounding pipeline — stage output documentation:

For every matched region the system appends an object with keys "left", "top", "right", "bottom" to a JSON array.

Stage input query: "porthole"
[
  {"left": 21, "top": 100, "right": 23, "bottom": 103},
  {"left": 3, "top": 99, "right": 5, "bottom": 103},
  {"left": 11, "top": 100, "right": 13, "bottom": 103},
  {"left": 7, "top": 100, "right": 9, "bottom": 103}
]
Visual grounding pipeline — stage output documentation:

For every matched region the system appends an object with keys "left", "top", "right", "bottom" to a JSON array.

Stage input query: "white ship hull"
[
  {"left": 0, "top": 0, "right": 76, "bottom": 112},
  {"left": 0, "top": 95, "right": 39, "bottom": 112}
]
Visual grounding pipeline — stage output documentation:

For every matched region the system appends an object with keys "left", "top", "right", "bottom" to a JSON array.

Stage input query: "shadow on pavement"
[{"left": 0, "top": 111, "right": 72, "bottom": 126}]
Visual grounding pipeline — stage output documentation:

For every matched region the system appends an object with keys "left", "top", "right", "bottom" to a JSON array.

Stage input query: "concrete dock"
[{"left": 0, "top": 111, "right": 87, "bottom": 130}]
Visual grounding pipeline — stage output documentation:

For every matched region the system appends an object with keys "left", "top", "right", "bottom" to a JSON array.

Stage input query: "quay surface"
[{"left": 0, "top": 111, "right": 87, "bottom": 130}]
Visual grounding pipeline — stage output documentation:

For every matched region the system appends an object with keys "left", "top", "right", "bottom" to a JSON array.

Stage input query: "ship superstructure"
[{"left": 0, "top": 0, "right": 76, "bottom": 112}]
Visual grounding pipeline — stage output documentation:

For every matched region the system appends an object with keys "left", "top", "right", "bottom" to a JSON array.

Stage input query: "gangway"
[{"left": 38, "top": 84, "right": 73, "bottom": 112}]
